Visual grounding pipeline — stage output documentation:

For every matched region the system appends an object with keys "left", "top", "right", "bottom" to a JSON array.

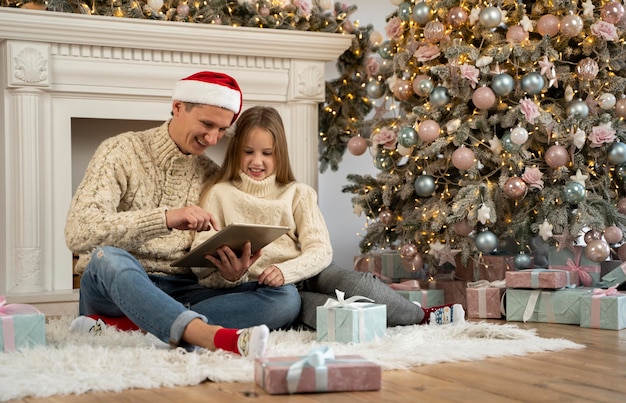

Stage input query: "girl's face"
[{"left": 241, "top": 126, "right": 276, "bottom": 181}]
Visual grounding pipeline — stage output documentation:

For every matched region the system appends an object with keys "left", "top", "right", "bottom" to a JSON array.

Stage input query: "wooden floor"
[{"left": 10, "top": 320, "right": 626, "bottom": 403}]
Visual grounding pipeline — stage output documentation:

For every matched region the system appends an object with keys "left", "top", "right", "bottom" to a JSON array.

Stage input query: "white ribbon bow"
[
  {"left": 286, "top": 346, "right": 335, "bottom": 394},
  {"left": 322, "top": 289, "right": 374, "bottom": 308}
]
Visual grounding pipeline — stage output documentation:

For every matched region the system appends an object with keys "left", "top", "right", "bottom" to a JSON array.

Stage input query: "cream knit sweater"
[
  {"left": 192, "top": 172, "right": 333, "bottom": 288},
  {"left": 65, "top": 121, "right": 219, "bottom": 275}
]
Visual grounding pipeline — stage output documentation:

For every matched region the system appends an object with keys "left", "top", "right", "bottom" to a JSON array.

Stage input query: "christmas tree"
[{"left": 329, "top": 0, "right": 626, "bottom": 275}]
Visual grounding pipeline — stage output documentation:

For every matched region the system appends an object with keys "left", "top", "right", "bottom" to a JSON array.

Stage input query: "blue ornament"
[
  {"left": 398, "top": 126, "right": 418, "bottom": 148},
  {"left": 414, "top": 175, "right": 436, "bottom": 197},
  {"left": 398, "top": 2, "right": 412, "bottom": 21},
  {"left": 366, "top": 80, "right": 385, "bottom": 99},
  {"left": 521, "top": 72, "right": 544, "bottom": 95},
  {"left": 374, "top": 153, "right": 394, "bottom": 170},
  {"left": 491, "top": 73, "right": 514, "bottom": 96},
  {"left": 412, "top": 2, "right": 432, "bottom": 24},
  {"left": 501, "top": 133, "right": 521, "bottom": 152},
  {"left": 429, "top": 86, "right": 451, "bottom": 107},
  {"left": 378, "top": 41, "right": 394, "bottom": 60},
  {"left": 514, "top": 253, "right": 533, "bottom": 269},
  {"left": 562, "top": 181, "right": 586, "bottom": 204},
  {"left": 608, "top": 142, "right": 626, "bottom": 165},
  {"left": 475, "top": 230, "right": 498, "bottom": 254}
]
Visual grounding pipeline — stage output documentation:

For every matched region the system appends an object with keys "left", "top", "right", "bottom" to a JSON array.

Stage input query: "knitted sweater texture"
[
  {"left": 192, "top": 172, "right": 333, "bottom": 288},
  {"left": 65, "top": 121, "right": 219, "bottom": 275}
]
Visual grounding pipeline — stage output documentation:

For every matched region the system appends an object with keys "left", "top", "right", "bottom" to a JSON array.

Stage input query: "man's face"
[{"left": 170, "top": 101, "right": 235, "bottom": 155}]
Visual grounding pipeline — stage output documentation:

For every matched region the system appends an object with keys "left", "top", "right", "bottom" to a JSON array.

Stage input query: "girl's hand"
[{"left": 258, "top": 265, "right": 285, "bottom": 287}]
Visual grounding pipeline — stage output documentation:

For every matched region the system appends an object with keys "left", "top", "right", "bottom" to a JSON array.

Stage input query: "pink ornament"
[
  {"left": 560, "top": 14, "right": 584, "bottom": 37},
  {"left": 604, "top": 225, "right": 624, "bottom": 244},
  {"left": 393, "top": 79, "right": 413, "bottom": 101},
  {"left": 412, "top": 74, "right": 431, "bottom": 97},
  {"left": 418, "top": 120, "right": 440, "bottom": 143},
  {"left": 400, "top": 243, "right": 418, "bottom": 259},
  {"left": 618, "top": 198, "right": 626, "bottom": 214},
  {"left": 537, "top": 14, "right": 560, "bottom": 37},
  {"left": 602, "top": 1, "right": 625, "bottom": 24},
  {"left": 544, "top": 145, "right": 569, "bottom": 168},
  {"left": 615, "top": 99, "right": 626, "bottom": 118},
  {"left": 447, "top": 6, "right": 468, "bottom": 28},
  {"left": 506, "top": 25, "right": 528, "bottom": 44},
  {"left": 451, "top": 147, "right": 475, "bottom": 170},
  {"left": 619, "top": 243, "right": 626, "bottom": 260},
  {"left": 424, "top": 20, "right": 446, "bottom": 43},
  {"left": 370, "top": 30, "right": 383, "bottom": 47},
  {"left": 585, "top": 239, "right": 611, "bottom": 262},
  {"left": 347, "top": 136, "right": 368, "bottom": 156},
  {"left": 584, "top": 229, "right": 602, "bottom": 244},
  {"left": 379, "top": 209, "right": 394, "bottom": 225},
  {"left": 472, "top": 87, "right": 496, "bottom": 110},
  {"left": 259, "top": 6, "right": 270, "bottom": 17},
  {"left": 503, "top": 177, "right": 528, "bottom": 200},
  {"left": 576, "top": 58, "right": 599, "bottom": 81},
  {"left": 411, "top": 253, "right": 424, "bottom": 270},
  {"left": 453, "top": 219, "right": 473, "bottom": 236},
  {"left": 176, "top": 3, "right": 190, "bottom": 17}
]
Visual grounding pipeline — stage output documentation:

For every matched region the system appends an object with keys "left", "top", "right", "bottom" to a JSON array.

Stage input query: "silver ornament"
[
  {"left": 398, "top": 126, "right": 418, "bottom": 148},
  {"left": 412, "top": 2, "right": 433, "bottom": 25},
  {"left": 479, "top": 6, "right": 502, "bottom": 29},
  {"left": 514, "top": 253, "right": 533, "bottom": 269},
  {"left": 501, "top": 133, "right": 521, "bottom": 152},
  {"left": 521, "top": 72, "right": 545, "bottom": 95},
  {"left": 398, "top": 2, "right": 412, "bottom": 21},
  {"left": 429, "top": 86, "right": 451, "bottom": 107},
  {"left": 414, "top": 175, "right": 436, "bottom": 197},
  {"left": 475, "top": 230, "right": 498, "bottom": 254},
  {"left": 566, "top": 99, "right": 589, "bottom": 119},
  {"left": 608, "top": 142, "right": 626, "bottom": 165},
  {"left": 562, "top": 181, "right": 586, "bottom": 204},
  {"left": 366, "top": 80, "right": 385, "bottom": 99},
  {"left": 490, "top": 73, "right": 514, "bottom": 96},
  {"left": 415, "top": 78, "right": 434, "bottom": 97},
  {"left": 374, "top": 153, "right": 394, "bottom": 170}
]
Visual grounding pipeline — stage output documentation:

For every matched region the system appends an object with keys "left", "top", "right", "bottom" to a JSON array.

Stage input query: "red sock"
[
  {"left": 87, "top": 315, "right": 140, "bottom": 331},
  {"left": 213, "top": 328, "right": 241, "bottom": 355}
]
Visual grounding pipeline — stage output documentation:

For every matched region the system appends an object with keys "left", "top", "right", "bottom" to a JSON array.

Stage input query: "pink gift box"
[
  {"left": 255, "top": 350, "right": 381, "bottom": 395},
  {"left": 431, "top": 279, "right": 467, "bottom": 310},
  {"left": 466, "top": 286, "right": 505, "bottom": 319},
  {"left": 505, "top": 269, "right": 571, "bottom": 289}
]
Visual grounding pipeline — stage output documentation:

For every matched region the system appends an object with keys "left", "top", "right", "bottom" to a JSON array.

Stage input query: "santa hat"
[{"left": 172, "top": 71, "right": 243, "bottom": 122}]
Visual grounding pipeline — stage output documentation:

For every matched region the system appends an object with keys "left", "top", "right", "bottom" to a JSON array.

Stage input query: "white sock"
[
  {"left": 69, "top": 316, "right": 106, "bottom": 334},
  {"left": 236, "top": 325, "right": 269, "bottom": 359}
]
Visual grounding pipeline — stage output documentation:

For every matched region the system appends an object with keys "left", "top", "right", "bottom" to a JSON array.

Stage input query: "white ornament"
[
  {"left": 598, "top": 93, "right": 617, "bottom": 110},
  {"left": 476, "top": 56, "right": 493, "bottom": 67},
  {"left": 429, "top": 240, "right": 445, "bottom": 257},
  {"left": 397, "top": 144, "right": 414, "bottom": 156},
  {"left": 446, "top": 119, "right": 461, "bottom": 133},
  {"left": 477, "top": 204, "right": 491, "bottom": 225},
  {"left": 147, "top": 0, "right": 163, "bottom": 10},
  {"left": 539, "top": 219, "right": 554, "bottom": 241},
  {"left": 582, "top": 0, "right": 594, "bottom": 17},
  {"left": 565, "top": 85, "right": 575, "bottom": 102},
  {"left": 573, "top": 128, "right": 586, "bottom": 149},
  {"left": 353, "top": 203, "right": 364, "bottom": 217},
  {"left": 489, "top": 137, "right": 503, "bottom": 154},
  {"left": 319, "top": 0, "right": 333, "bottom": 12},
  {"left": 469, "top": 7, "right": 481, "bottom": 25},
  {"left": 390, "top": 0, "right": 404, "bottom": 6},
  {"left": 570, "top": 169, "right": 588, "bottom": 186},
  {"left": 520, "top": 16, "right": 534, "bottom": 32}
]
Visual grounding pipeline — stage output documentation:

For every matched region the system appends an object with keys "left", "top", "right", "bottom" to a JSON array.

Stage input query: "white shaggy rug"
[{"left": 0, "top": 316, "right": 584, "bottom": 401}]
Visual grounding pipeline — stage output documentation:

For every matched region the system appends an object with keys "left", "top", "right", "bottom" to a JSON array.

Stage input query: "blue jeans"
[{"left": 79, "top": 246, "right": 301, "bottom": 347}]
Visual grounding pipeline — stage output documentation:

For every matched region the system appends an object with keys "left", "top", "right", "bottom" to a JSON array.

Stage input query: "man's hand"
[
  {"left": 204, "top": 241, "right": 262, "bottom": 282},
  {"left": 257, "top": 265, "right": 285, "bottom": 287},
  {"left": 165, "top": 205, "right": 219, "bottom": 231}
]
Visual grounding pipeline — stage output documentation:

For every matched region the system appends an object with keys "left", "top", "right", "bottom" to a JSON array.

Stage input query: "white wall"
[{"left": 318, "top": 1, "right": 395, "bottom": 270}]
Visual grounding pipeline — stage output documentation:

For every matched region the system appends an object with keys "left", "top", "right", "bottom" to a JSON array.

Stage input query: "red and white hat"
[{"left": 172, "top": 71, "right": 243, "bottom": 122}]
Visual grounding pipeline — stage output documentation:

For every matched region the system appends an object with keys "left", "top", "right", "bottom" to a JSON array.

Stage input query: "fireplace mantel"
[{"left": 0, "top": 8, "right": 352, "bottom": 315}]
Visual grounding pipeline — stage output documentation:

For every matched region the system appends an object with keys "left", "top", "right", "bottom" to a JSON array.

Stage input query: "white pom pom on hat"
[{"left": 172, "top": 71, "right": 243, "bottom": 122}]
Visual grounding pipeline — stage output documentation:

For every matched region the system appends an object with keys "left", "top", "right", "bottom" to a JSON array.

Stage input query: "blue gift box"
[
  {"left": 316, "top": 290, "right": 386, "bottom": 344},
  {"left": 548, "top": 246, "right": 601, "bottom": 287},
  {"left": 0, "top": 298, "right": 46, "bottom": 353},
  {"left": 580, "top": 288, "right": 626, "bottom": 330},
  {"left": 505, "top": 288, "right": 593, "bottom": 324}
]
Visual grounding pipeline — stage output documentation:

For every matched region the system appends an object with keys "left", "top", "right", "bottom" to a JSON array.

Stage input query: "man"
[{"left": 65, "top": 71, "right": 301, "bottom": 357}]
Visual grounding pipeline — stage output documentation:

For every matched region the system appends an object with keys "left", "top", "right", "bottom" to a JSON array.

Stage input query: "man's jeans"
[{"left": 79, "top": 246, "right": 301, "bottom": 347}]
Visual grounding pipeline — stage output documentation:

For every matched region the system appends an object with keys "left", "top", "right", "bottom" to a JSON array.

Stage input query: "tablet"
[{"left": 170, "top": 223, "right": 290, "bottom": 268}]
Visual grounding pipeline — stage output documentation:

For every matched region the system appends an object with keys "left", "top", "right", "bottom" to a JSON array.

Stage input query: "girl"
[{"left": 192, "top": 106, "right": 464, "bottom": 328}]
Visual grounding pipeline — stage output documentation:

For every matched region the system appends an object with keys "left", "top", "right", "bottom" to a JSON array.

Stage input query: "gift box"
[
  {"left": 466, "top": 280, "right": 506, "bottom": 319},
  {"left": 580, "top": 287, "right": 626, "bottom": 330},
  {"left": 548, "top": 246, "right": 601, "bottom": 287},
  {"left": 476, "top": 255, "right": 516, "bottom": 282},
  {"left": 595, "top": 262, "right": 626, "bottom": 289},
  {"left": 430, "top": 279, "right": 467, "bottom": 310},
  {"left": 389, "top": 281, "right": 444, "bottom": 308},
  {"left": 0, "top": 297, "right": 46, "bottom": 353},
  {"left": 600, "top": 260, "right": 622, "bottom": 279},
  {"left": 316, "top": 290, "right": 386, "bottom": 343},
  {"left": 505, "top": 287, "right": 593, "bottom": 324},
  {"left": 353, "top": 253, "right": 383, "bottom": 278},
  {"left": 255, "top": 346, "right": 381, "bottom": 394},
  {"left": 380, "top": 251, "right": 423, "bottom": 282},
  {"left": 505, "top": 269, "right": 574, "bottom": 289}
]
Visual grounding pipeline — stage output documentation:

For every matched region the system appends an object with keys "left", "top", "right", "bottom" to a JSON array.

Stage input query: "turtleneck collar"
[
  {"left": 234, "top": 171, "right": 277, "bottom": 198},
  {"left": 151, "top": 120, "right": 195, "bottom": 169}
]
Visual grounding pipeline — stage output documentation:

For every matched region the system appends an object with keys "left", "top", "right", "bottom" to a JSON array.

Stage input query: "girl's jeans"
[{"left": 78, "top": 246, "right": 301, "bottom": 347}]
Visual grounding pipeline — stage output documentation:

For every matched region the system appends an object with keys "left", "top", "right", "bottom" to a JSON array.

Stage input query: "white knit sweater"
[
  {"left": 192, "top": 172, "right": 333, "bottom": 288},
  {"left": 65, "top": 121, "right": 219, "bottom": 275}
]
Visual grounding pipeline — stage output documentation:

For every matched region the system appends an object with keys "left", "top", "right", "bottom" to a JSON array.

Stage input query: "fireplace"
[{"left": 0, "top": 8, "right": 351, "bottom": 315}]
